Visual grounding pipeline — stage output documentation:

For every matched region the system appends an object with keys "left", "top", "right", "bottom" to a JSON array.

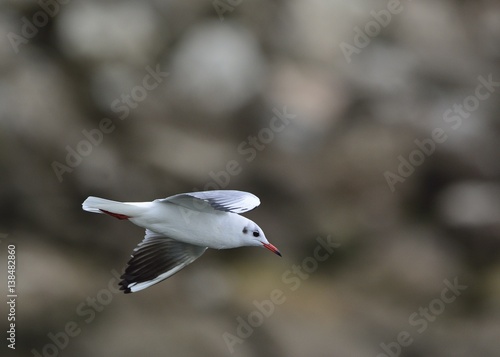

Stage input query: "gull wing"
[
  {"left": 156, "top": 190, "right": 261, "bottom": 214},
  {"left": 119, "top": 229, "right": 207, "bottom": 293}
]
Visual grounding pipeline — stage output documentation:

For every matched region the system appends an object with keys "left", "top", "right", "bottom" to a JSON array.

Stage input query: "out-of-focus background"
[{"left": 1, "top": 0, "right": 500, "bottom": 356}]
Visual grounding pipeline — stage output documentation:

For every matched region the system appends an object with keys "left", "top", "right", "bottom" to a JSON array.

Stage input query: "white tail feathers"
[{"left": 82, "top": 196, "right": 144, "bottom": 217}]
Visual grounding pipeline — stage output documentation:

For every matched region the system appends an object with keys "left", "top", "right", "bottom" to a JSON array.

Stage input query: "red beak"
[{"left": 263, "top": 243, "right": 282, "bottom": 257}]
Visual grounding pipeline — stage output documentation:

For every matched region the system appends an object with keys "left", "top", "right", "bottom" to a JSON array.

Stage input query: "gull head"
[{"left": 241, "top": 221, "right": 281, "bottom": 257}]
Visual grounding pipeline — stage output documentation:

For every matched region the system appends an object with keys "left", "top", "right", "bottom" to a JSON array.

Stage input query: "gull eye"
[
  {"left": 242, "top": 227, "right": 248, "bottom": 234},
  {"left": 253, "top": 231, "right": 260, "bottom": 237}
]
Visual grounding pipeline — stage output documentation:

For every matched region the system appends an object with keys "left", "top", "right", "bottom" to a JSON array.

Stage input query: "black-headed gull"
[{"left": 82, "top": 190, "right": 281, "bottom": 293}]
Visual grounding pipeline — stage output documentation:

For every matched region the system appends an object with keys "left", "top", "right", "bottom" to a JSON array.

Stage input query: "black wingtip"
[
  {"left": 120, "top": 285, "right": 132, "bottom": 294},
  {"left": 119, "top": 274, "right": 133, "bottom": 294}
]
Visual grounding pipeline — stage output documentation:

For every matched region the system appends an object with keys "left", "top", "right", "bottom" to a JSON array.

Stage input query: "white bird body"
[
  {"left": 82, "top": 190, "right": 280, "bottom": 293},
  {"left": 130, "top": 202, "right": 253, "bottom": 249}
]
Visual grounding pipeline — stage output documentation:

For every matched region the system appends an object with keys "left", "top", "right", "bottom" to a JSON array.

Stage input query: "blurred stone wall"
[{"left": 1, "top": 0, "right": 499, "bottom": 356}]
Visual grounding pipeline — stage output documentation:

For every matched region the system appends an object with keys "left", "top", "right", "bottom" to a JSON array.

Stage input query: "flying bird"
[{"left": 82, "top": 190, "right": 281, "bottom": 293}]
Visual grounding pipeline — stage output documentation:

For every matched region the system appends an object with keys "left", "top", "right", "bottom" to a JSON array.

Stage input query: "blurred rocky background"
[{"left": 1, "top": 0, "right": 500, "bottom": 356}]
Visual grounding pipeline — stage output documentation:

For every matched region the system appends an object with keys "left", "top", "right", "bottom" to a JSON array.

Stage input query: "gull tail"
[{"left": 82, "top": 196, "right": 146, "bottom": 220}]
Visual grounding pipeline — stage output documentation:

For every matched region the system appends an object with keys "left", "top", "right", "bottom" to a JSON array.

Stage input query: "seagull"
[{"left": 82, "top": 190, "right": 281, "bottom": 293}]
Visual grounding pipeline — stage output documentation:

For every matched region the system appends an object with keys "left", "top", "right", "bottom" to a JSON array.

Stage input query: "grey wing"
[
  {"left": 156, "top": 190, "right": 261, "bottom": 214},
  {"left": 119, "top": 230, "right": 207, "bottom": 293}
]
